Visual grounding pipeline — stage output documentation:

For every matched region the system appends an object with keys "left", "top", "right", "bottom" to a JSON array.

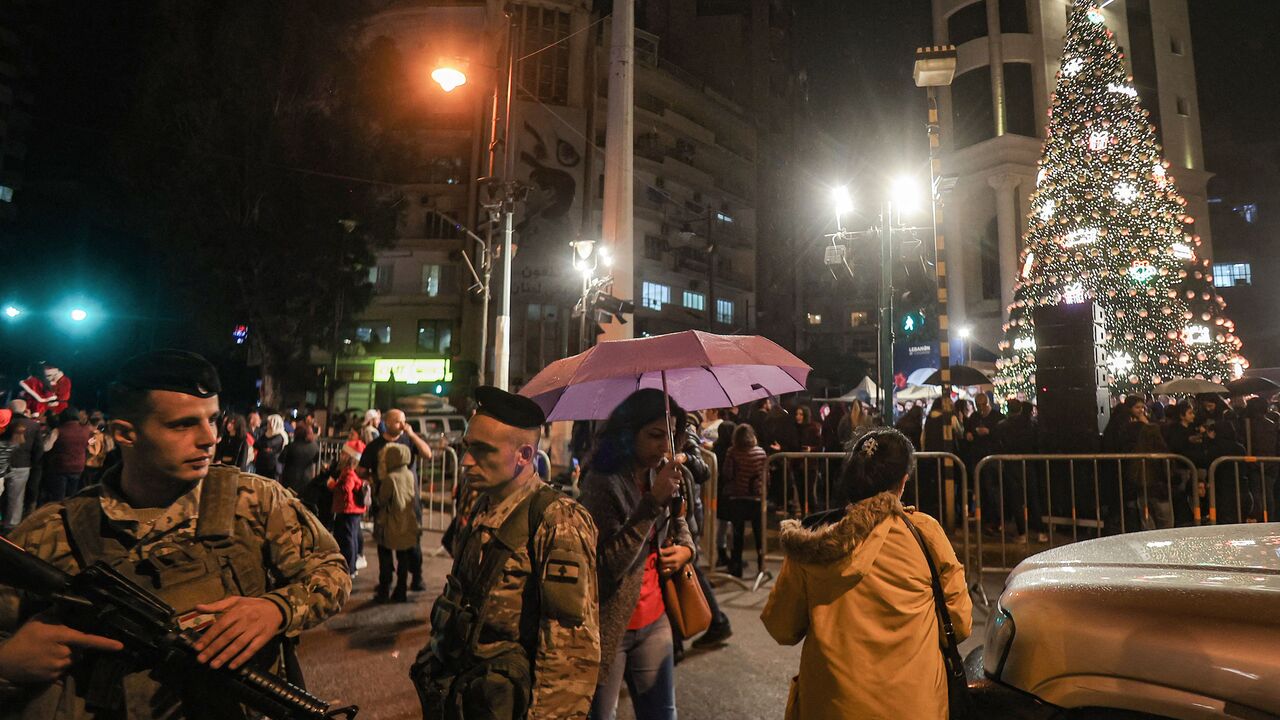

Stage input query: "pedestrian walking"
[
  {"left": 327, "top": 451, "right": 365, "bottom": 579},
  {"left": 580, "top": 389, "right": 696, "bottom": 720},
  {"left": 1, "top": 400, "right": 40, "bottom": 531},
  {"left": 761, "top": 428, "right": 972, "bottom": 720},
  {"left": 358, "top": 408, "right": 433, "bottom": 594},
  {"left": 215, "top": 413, "right": 252, "bottom": 470},
  {"left": 253, "top": 414, "right": 288, "bottom": 480},
  {"left": 411, "top": 386, "right": 599, "bottom": 719},
  {"left": 0, "top": 349, "right": 349, "bottom": 719},
  {"left": 720, "top": 423, "right": 767, "bottom": 579},
  {"left": 40, "top": 406, "right": 91, "bottom": 504},
  {"left": 279, "top": 423, "right": 320, "bottom": 496}
]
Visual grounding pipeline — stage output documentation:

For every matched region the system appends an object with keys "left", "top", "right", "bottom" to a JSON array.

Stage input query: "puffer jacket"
[
  {"left": 373, "top": 442, "right": 419, "bottom": 550},
  {"left": 761, "top": 493, "right": 972, "bottom": 720}
]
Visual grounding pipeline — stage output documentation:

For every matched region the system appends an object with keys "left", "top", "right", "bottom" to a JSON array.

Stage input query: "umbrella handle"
[{"left": 661, "top": 370, "right": 682, "bottom": 502}]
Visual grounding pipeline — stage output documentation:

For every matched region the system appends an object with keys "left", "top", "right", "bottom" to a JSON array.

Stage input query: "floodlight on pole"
[
  {"left": 832, "top": 186, "right": 854, "bottom": 218},
  {"left": 890, "top": 176, "right": 920, "bottom": 216},
  {"left": 70, "top": 308, "right": 88, "bottom": 322},
  {"left": 957, "top": 325, "right": 972, "bottom": 340},
  {"left": 3, "top": 305, "right": 19, "bottom": 318},
  {"left": 431, "top": 60, "right": 468, "bottom": 92}
]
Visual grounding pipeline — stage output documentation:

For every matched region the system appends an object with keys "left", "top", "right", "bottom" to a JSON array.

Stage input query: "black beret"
[
  {"left": 116, "top": 349, "right": 221, "bottom": 398},
  {"left": 475, "top": 385, "right": 545, "bottom": 429}
]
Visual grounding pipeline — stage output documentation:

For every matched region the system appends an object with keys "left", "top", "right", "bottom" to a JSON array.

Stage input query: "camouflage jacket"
[
  {"left": 446, "top": 477, "right": 601, "bottom": 718},
  {"left": 0, "top": 465, "right": 351, "bottom": 713}
]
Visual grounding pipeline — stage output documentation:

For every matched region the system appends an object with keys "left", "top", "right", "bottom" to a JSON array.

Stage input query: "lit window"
[
  {"left": 417, "top": 320, "right": 454, "bottom": 353},
  {"left": 716, "top": 299, "right": 734, "bottom": 324},
  {"left": 642, "top": 282, "right": 671, "bottom": 310},
  {"left": 368, "top": 264, "right": 393, "bottom": 294},
  {"left": 850, "top": 311, "right": 869, "bottom": 327},
  {"left": 1212, "top": 263, "right": 1252, "bottom": 288},
  {"left": 355, "top": 321, "right": 391, "bottom": 345},
  {"left": 422, "top": 264, "right": 442, "bottom": 296},
  {"left": 716, "top": 212, "right": 734, "bottom": 224},
  {"left": 807, "top": 313, "right": 822, "bottom": 325},
  {"left": 682, "top": 291, "right": 705, "bottom": 310}
]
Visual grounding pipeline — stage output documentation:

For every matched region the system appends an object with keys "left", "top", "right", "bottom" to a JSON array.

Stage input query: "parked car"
[
  {"left": 406, "top": 413, "right": 467, "bottom": 450},
  {"left": 970, "top": 523, "right": 1280, "bottom": 719}
]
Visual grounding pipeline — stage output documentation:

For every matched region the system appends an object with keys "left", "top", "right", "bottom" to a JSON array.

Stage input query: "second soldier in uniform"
[{"left": 412, "top": 386, "right": 600, "bottom": 719}]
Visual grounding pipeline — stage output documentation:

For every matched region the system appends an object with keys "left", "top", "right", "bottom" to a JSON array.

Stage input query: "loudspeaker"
[{"left": 1032, "top": 302, "right": 1110, "bottom": 447}]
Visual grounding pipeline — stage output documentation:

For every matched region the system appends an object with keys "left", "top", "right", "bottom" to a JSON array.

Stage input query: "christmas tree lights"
[{"left": 994, "top": 0, "right": 1245, "bottom": 400}]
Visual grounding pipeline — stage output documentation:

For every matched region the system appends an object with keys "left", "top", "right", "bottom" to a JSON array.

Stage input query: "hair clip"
[{"left": 860, "top": 437, "right": 878, "bottom": 458}]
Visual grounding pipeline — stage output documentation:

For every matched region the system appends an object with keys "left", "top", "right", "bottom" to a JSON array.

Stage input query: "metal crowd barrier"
[
  {"left": 315, "top": 438, "right": 462, "bottom": 533},
  {"left": 1205, "top": 455, "right": 1280, "bottom": 525},
  {"left": 705, "top": 451, "right": 969, "bottom": 593},
  {"left": 971, "top": 453, "right": 1200, "bottom": 582}
]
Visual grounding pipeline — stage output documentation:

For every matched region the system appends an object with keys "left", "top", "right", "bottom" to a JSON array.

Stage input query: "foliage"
[
  {"left": 995, "top": 0, "right": 1243, "bottom": 400},
  {"left": 118, "top": 1, "right": 412, "bottom": 407}
]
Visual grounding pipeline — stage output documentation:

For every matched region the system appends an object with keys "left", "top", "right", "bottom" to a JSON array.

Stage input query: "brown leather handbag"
[{"left": 659, "top": 496, "right": 712, "bottom": 637}]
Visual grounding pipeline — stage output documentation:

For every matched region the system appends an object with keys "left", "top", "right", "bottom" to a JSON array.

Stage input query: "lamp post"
[
  {"left": 433, "top": 14, "right": 521, "bottom": 390},
  {"left": 830, "top": 180, "right": 932, "bottom": 423},
  {"left": 913, "top": 44, "right": 958, "bottom": 408}
]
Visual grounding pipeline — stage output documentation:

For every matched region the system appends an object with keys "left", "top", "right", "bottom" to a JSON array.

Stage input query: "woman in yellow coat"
[{"left": 761, "top": 428, "right": 972, "bottom": 719}]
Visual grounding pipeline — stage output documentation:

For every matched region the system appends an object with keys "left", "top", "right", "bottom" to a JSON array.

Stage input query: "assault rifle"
[{"left": 0, "top": 536, "right": 357, "bottom": 719}]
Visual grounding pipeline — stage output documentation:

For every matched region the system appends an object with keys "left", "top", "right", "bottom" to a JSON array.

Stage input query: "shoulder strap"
[
  {"left": 62, "top": 487, "right": 110, "bottom": 568},
  {"left": 901, "top": 514, "right": 964, "bottom": 662},
  {"left": 465, "top": 485, "right": 563, "bottom": 607},
  {"left": 197, "top": 466, "right": 241, "bottom": 542}
]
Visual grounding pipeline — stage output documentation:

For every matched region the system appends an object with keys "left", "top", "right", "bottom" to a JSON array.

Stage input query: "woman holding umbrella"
[{"left": 580, "top": 389, "right": 697, "bottom": 720}]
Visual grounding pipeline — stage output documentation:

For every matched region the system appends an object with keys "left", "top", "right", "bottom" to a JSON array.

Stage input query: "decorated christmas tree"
[{"left": 994, "top": 0, "right": 1244, "bottom": 400}]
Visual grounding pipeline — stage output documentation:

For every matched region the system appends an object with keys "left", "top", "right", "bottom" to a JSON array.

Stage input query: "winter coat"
[
  {"left": 373, "top": 443, "right": 419, "bottom": 550},
  {"left": 578, "top": 469, "right": 695, "bottom": 683},
  {"left": 761, "top": 493, "right": 972, "bottom": 720},
  {"left": 722, "top": 445, "right": 767, "bottom": 499},
  {"left": 327, "top": 468, "right": 366, "bottom": 516}
]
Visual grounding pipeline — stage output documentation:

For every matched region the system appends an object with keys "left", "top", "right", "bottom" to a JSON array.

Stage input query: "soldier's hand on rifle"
[
  {"left": 192, "top": 596, "right": 284, "bottom": 670},
  {"left": 0, "top": 612, "right": 123, "bottom": 683}
]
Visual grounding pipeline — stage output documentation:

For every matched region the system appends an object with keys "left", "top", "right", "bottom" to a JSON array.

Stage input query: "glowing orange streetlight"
[{"left": 431, "top": 60, "right": 468, "bottom": 92}]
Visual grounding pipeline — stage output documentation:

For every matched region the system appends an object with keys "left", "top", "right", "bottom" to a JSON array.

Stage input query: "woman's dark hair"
[
  {"left": 223, "top": 413, "right": 246, "bottom": 437},
  {"left": 840, "top": 428, "right": 915, "bottom": 504},
  {"left": 294, "top": 423, "right": 315, "bottom": 443},
  {"left": 953, "top": 398, "right": 972, "bottom": 416},
  {"left": 1245, "top": 396, "right": 1269, "bottom": 418},
  {"left": 588, "top": 389, "right": 687, "bottom": 474},
  {"left": 794, "top": 405, "right": 810, "bottom": 423},
  {"left": 732, "top": 422, "right": 757, "bottom": 450},
  {"left": 900, "top": 405, "right": 924, "bottom": 423}
]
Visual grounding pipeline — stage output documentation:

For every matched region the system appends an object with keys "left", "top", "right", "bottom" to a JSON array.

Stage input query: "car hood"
[{"left": 1010, "top": 523, "right": 1280, "bottom": 580}]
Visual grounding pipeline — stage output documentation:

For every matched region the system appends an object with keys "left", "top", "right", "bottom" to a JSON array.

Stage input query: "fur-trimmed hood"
[{"left": 779, "top": 492, "right": 903, "bottom": 566}]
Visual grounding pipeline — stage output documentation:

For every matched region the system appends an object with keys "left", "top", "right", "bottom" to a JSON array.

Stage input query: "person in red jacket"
[
  {"left": 327, "top": 451, "right": 366, "bottom": 578},
  {"left": 18, "top": 362, "right": 72, "bottom": 418}
]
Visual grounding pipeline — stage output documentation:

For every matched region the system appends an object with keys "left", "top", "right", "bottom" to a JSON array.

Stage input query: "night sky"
[{"left": 4, "top": 1, "right": 1279, "bottom": 405}]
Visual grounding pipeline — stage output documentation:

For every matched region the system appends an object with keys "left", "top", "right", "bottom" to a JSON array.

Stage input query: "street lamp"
[
  {"left": 431, "top": 59, "right": 468, "bottom": 93},
  {"left": 429, "top": 17, "right": 522, "bottom": 391},
  {"left": 832, "top": 186, "right": 854, "bottom": 225},
  {"left": 957, "top": 325, "right": 972, "bottom": 364}
]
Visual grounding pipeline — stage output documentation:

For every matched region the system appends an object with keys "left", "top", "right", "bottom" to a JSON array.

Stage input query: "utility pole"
[
  {"left": 600, "top": 0, "right": 635, "bottom": 341},
  {"left": 879, "top": 205, "right": 896, "bottom": 423},
  {"left": 493, "top": 12, "right": 519, "bottom": 390}
]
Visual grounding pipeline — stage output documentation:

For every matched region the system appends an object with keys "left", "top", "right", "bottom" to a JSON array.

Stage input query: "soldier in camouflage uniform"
[
  {"left": 412, "top": 386, "right": 600, "bottom": 719},
  {"left": 0, "top": 349, "right": 350, "bottom": 719}
]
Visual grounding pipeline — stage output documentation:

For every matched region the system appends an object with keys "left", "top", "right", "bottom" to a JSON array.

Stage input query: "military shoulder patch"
[{"left": 545, "top": 557, "right": 580, "bottom": 584}]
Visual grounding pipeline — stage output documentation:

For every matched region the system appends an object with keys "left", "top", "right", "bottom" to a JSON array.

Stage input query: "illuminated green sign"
[{"left": 373, "top": 358, "right": 453, "bottom": 384}]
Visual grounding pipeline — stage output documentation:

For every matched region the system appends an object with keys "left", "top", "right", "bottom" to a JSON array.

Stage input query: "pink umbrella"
[{"left": 519, "top": 330, "right": 811, "bottom": 421}]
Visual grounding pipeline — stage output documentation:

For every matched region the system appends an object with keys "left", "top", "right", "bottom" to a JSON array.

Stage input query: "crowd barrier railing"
[
  {"left": 971, "top": 453, "right": 1200, "bottom": 584},
  {"left": 1205, "top": 455, "right": 1280, "bottom": 525},
  {"left": 317, "top": 438, "right": 462, "bottom": 534},
  {"left": 705, "top": 451, "right": 969, "bottom": 593}
]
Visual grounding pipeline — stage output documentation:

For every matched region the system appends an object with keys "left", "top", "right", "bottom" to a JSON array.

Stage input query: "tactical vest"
[
  {"left": 412, "top": 485, "right": 561, "bottom": 720},
  {"left": 21, "top": 466, "right": 273, "bottom": 720}
]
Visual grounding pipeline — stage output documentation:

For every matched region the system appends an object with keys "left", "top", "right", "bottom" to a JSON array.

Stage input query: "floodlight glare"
[
  {"left": 890, "top": 176, "right": 920, "bottom": 213},
  {"left": 832, "top": 186, "right": 854, "bottom": 217},
  {"left": 3, "top": 306, "right": 19, "bottom": 318},
  {"left": 70, "top": 308, "right": 88, "bottom": 322},
  {"left": 431, "top": 65, "right": 467, "bottom": 92}
]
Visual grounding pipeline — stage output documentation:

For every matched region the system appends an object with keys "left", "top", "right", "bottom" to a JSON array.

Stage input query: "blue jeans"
[
  {"left": 2, "top": 467, "right": 30, "bottom": 529},
  {"left": 589, "top": 614, "right": 677, "bottom": 720}
]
